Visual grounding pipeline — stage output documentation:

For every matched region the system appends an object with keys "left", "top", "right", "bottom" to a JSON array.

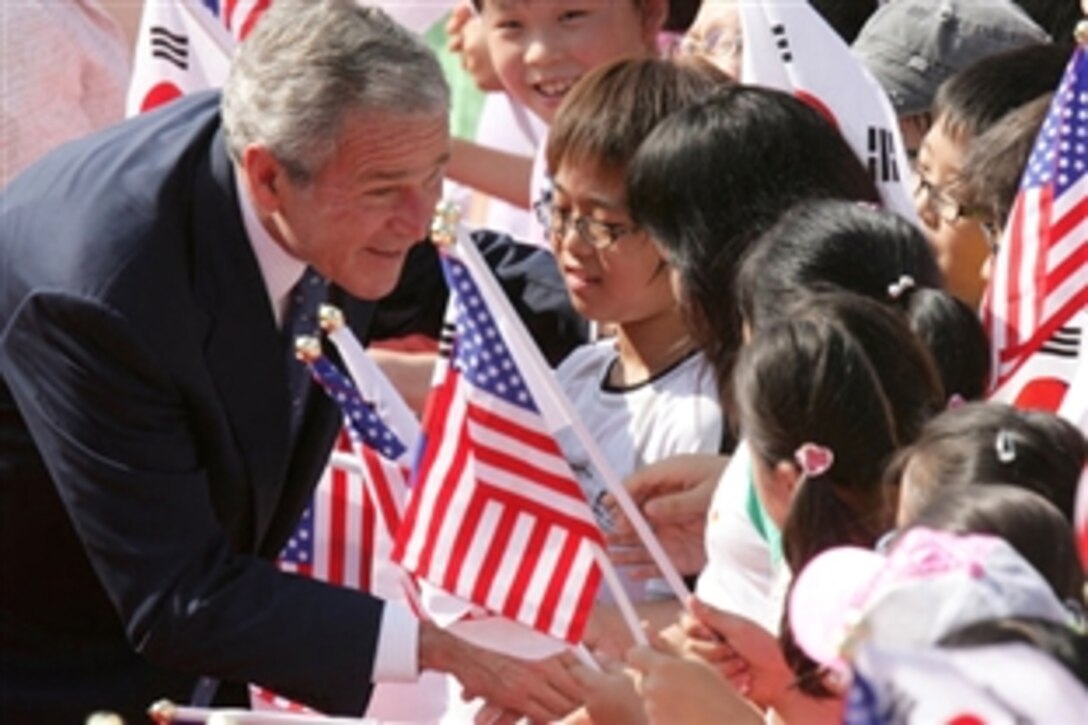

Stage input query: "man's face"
[{"left": 270, "top": 111, "right": 450, "bottom": 300}]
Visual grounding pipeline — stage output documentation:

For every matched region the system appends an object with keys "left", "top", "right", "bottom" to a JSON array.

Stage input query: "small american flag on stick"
[{"left": 985, "top": 43, "right": 1088, "bottom": 412}]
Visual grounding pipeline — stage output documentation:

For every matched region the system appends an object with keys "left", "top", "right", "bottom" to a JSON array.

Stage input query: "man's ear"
[
  {"left": 240, "top": 144, "right": 286, "bottom": 216},
  {"left": 640, "top": 0, "right": 669, "bottom": 50}
]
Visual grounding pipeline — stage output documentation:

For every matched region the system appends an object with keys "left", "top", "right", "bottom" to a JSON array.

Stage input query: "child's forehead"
[{"left": 554, "top": 155, "right": 625, "bottom": 185}]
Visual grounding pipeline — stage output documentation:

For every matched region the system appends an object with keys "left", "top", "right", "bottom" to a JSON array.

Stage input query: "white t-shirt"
[
  {"left": 556, "top": 340, "right": 723, "bottom": 599},
  {"left": 474, "top": 93, "right": 546, "bottom": 242},
  {"left": 696, "top": 441, "right": 781, "bottom": 634},
  {"left": 525, "top": 132, "right": 552, "bottom": 249}
]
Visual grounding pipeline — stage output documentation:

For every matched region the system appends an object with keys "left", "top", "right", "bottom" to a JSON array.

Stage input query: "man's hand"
[
  {"left": 605, "top": 453, "right": 727, "bottom": 578},
  {"left": 420, "top": 621, "right": 583, "bottom": 722}
]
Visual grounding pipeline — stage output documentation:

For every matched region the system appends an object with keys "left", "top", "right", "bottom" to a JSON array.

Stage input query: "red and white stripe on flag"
[
  {"left": 738, "top": 0, "right": 917, "bottom": 223},
  {"left": 393, "top": 256, "right": 604, "bottom": 644},
  {"left": 985, "top": 45, "right": 1088, "bottom": 412},
  {"left": 221, "top": 0, "right": 271, "bottom": 42},
  {"left": 278, "top": 431, "right": 378, "bottom": 591}
]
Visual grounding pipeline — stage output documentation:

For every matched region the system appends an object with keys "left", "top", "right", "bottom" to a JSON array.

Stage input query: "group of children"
[{"left": 423, "top": 0, "right": 1088, "bottom": 722}]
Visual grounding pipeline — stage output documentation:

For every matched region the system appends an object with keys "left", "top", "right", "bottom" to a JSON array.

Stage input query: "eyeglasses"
[
  {"left": 912, "top": 173, "right": 967, "bottom": 226},
  {"left": 912, "top": 173, "right": 1003, "bottom": 255},
  {"left": 533, "top": 200, "right": 641, "bottom": 250},
  {"left": 673, "top": 28, "right": 742, "bottom": 61}
]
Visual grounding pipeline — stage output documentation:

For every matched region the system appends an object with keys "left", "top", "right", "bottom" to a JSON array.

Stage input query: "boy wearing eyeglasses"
[
  {"left": 538, "top": 58, "right": 728, "bottom": 666},
  {"left": 912, "top": 43, "right": 1068, "bottom": 308}
]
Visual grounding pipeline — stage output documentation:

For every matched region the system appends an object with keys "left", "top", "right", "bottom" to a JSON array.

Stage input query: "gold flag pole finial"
[
  {"left": 294, "top": 334, "right": 322, "bottom": 363},
  {"left": 319, "top": 303, "right": 345, "bottom": 333},
  {"left": 146, "top": 699, "right": 176, "bottom": 724},
  {"left": 1075, "top": 18, "right": 1088, "bottom": 46},
  {"left": 430, "top": 200, "right": 460, "bottom": 248}
]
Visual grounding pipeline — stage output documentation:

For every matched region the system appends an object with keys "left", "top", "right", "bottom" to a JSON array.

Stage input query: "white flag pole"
[
  {"left": 149, "top": 699, "right": 355, "bottom": 724},
  {"left": 318, "top": 305, "right": 422, "bottom": 447},
  {"left": 432, "top": 203, "right": 691, "bottom": 615},
  {"left": 328, "top": 450, "right": 364, "bottom": 477}
]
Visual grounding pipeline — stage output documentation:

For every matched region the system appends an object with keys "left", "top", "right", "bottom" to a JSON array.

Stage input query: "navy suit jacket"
[{"left": 0, "top": 92, "right": 385, "bottom": 721}]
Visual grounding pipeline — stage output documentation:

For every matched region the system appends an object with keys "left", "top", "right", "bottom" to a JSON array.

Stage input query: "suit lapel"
[
  {"left": 193, "top": 127, "right": 379, "bottom": 557},
  {"left": 194, "top": 130, "right": 291, "bottom": 549}
]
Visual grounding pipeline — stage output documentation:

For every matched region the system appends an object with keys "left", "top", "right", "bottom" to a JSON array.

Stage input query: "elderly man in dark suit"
[{"left": 0, "top": 1, "right": 582, "bottom": 721}]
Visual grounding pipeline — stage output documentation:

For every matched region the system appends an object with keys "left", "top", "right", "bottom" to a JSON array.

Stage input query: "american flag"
[
  {"left": 257, "top": 349, "right": 455, "bottom": 722},
  {"left": 985, "top": 46, "right": 1088, "bottom": 411},
  {"left": 393, "top": 253, "right": 604, "bottom": 644},
  {"left": 278, "top": 430, "right": 379, "bottom": 590},
  {"left": 204, "top": 0, "right": 270, "bottom": 43},
  {"left": 309, "top": 355, "right": 410, "bottom": 535},
  {"left": 279, "top": 353, "right": 412, "bottom": 589}
]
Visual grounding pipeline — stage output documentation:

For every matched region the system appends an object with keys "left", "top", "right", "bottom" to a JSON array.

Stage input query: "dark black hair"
[
  {"left": 909, "top": 484, "right": 1084, "bottom": 602},
  {"left": 737, "top": 200, "right": 941, "bottom": 330},
  {"left": 627, "top": 87, "right": 880, "bottom": 419},
  {"left": 735, "top": 291, "right": 944, "bottom": 696},
  {"left": 958, "top": 93, "right": 1051, "bottom": 230},
  {"left": 809, "top": 0, "right": 879, "bottom": 43},
  {"left": 893, "top": 402, "right": 1088, "bottom": 523},
  {"left": 736, "top": 200, "right": 988, "bottom": 401},
  {"left": 902, "top": 288, "right": 991, "bottom": 402},
  {"left": 737, "top": 292, "right": 944, "bottom": 570},
  {"left": 663, "top": 0, "right": 700, "bottom": 32},
  {"left": 1012, "top": 0, "right": 1080, "bottom": 42},
  {"left": 934, "top": 42, "right": 1072, "bottom": 142}
]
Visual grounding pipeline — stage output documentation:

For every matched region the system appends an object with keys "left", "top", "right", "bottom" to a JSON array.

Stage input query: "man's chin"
[{"left": 339, "top": 265, "right": 407, "bottom": 301}]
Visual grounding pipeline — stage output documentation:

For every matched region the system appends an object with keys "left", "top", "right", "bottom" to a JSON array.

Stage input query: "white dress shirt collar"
[{"left": 234, "top": 166, "right": 307, "bottom": 328}]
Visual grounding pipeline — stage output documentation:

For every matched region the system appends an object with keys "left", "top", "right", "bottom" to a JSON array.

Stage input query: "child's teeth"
[{"left": 539, "top": 79, "right": 572, "bottom": 96}]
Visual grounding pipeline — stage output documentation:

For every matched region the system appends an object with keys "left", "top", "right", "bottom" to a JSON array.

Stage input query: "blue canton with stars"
[
  {"left": 281, "top": 504, "right": 315, "bottom": 568},
  {"left": 441, "top": 256, "right": 537, "bottom": 413},
  {"left": 308, "top": 356, "right": 407, "bottom": 461},
  {"left": 1024, "top": 48, "right": 1088, "bottom": 195}
]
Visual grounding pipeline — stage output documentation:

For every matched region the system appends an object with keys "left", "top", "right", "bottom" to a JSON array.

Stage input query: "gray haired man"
[{"left": 0, "top": 1, "right": 581, "bottom": 721}]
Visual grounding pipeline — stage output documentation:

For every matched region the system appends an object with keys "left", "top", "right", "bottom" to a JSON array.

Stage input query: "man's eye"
[
  {"left": 559, "top": 10, "right": 589, "bottom": 23},
  {"left": 363, "top": 187, "right": 398, "bottom": 199}
]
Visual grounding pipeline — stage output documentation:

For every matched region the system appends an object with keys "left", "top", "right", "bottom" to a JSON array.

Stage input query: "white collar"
[{"left": 234, "top": 165, "right": 307, "bottom": 328}]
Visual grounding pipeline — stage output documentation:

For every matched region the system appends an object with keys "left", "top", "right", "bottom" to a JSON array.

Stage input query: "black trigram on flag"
[
  {"left": 771, "top": 23, "right": 792, "bottom": 63},
  {"left": 1039, "top": 325, "right": 1081, "bottom": 360},
  {"left": 150, "top": 26, "right": 189, "bottom": 71},
  {"left": 867, "top": 127, "right": 900, "bottom": 183}
]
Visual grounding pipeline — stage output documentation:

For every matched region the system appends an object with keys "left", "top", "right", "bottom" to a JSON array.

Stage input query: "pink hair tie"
[{"left": 795, "top": 442, "right": 835, "bottom": 479}]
